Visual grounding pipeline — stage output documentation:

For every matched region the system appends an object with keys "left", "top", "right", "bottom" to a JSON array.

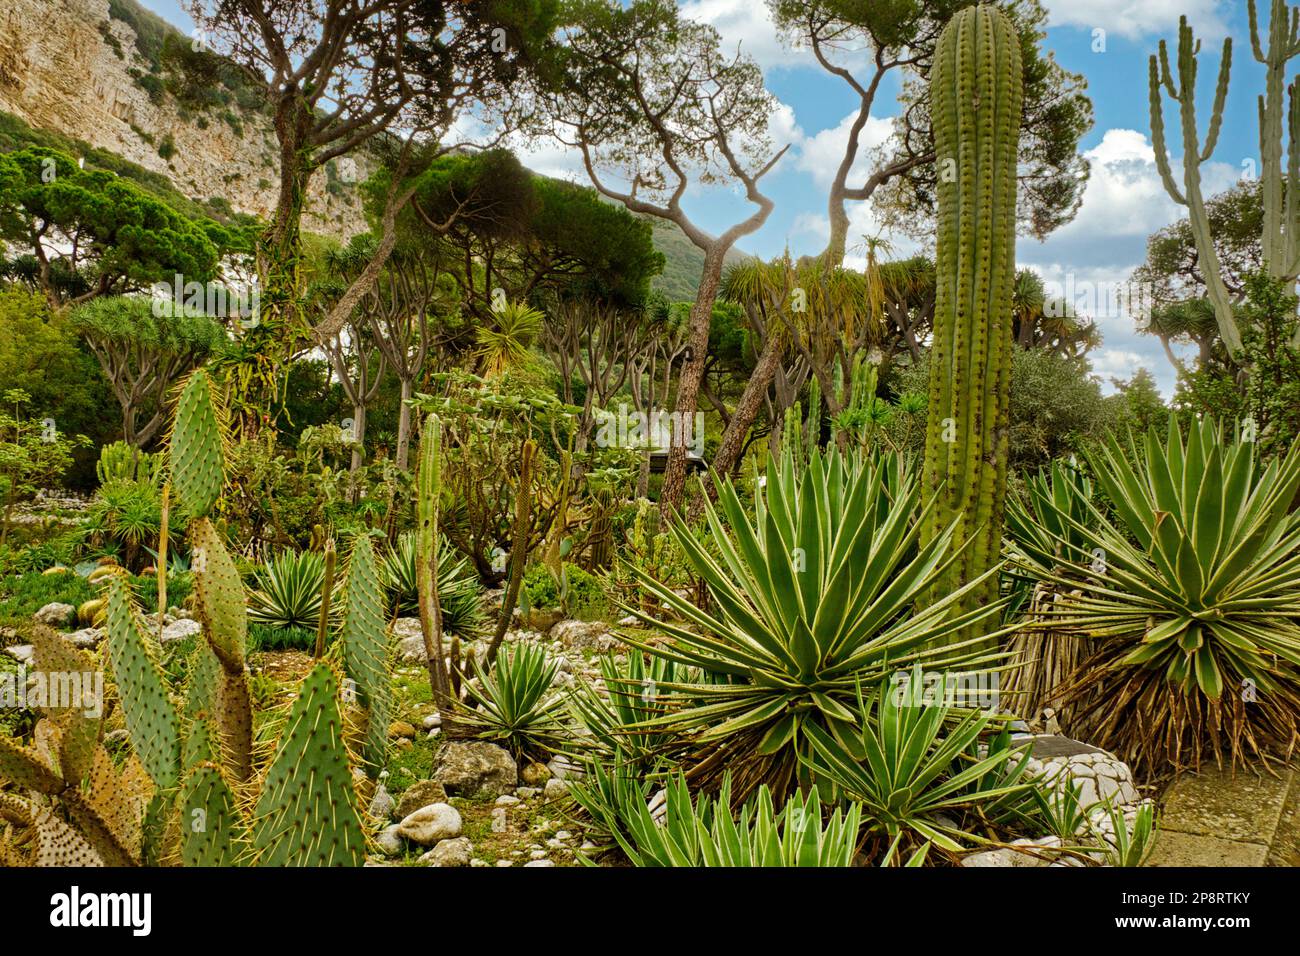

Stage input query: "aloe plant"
[
  {"left": 623, "top": 446, "right": 1007, "bottom": 799},
  {"left": 1034, "top": 416, "right": 1300, "bottom": 774}
]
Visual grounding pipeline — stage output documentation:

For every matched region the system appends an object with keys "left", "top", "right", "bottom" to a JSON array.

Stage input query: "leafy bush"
[
  {"left": 522, "top": 561, "right": 608, "bottom": 619},
  {"left": 800, "top": 669, "right": 1035, "bottom": 857},
  {"left": 383, "top": 531, "right": 485, "bottom": 639}
]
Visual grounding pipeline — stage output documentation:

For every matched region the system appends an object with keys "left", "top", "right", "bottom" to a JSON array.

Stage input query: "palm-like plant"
[
  {"left": 801, "top": 668, "right": 1036, "bottom": 856},
  {"left": 621, "top": 446, "right": 1008, "bottom": 800},
  {"left": 475, "top": 301, "right": 543, "bottom": 378},
  {"left": 1041, "top": 417, "right": 1300, "bottom": 774},
  {"left": 247, "top": 549, "right": 328, "bottom": 630},
  {"left": 459, "top": 641, "right": 568, "bottom": 758}
]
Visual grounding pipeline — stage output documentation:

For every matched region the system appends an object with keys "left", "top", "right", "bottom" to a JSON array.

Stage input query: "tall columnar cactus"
[
  {"left": 920, "top": 5, "right": 1022, "bottom": 642},
  {"left": 416, "top": 413, "right": 455, "bottom": 713},
  {"left": 1150, "top": 1, "right": 1300, "bottom": 354}
]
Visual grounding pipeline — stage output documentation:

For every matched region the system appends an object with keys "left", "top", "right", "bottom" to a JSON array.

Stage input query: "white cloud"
[
  {"left": 680, "top": 0, "right": 858, "bottom": 73},
  {"left": 794, "top": 110, "right": 897, "bottom": 191},
  {"left": 1042, "top": 0, "right": 1230, "bottom": 41}
]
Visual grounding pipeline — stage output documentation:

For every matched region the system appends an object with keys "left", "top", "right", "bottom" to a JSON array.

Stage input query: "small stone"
[
  {"left": 375, "top": 825, "right": 404, "bottom": 857},
  {"left": 389, "top": 720, "right": 416, "bottom": 739},
  {"left": 395, "top": 780, "right": 448, "bottom": 819},
  {"left": 420, "top": 836, "right": 473, "bottom": 867},
  {"left": 393, "top": 737, "right": 414, "bottom": 751},
  {"left": 491, "top": 807, "right": 510, "bottom": 833},
  {"left": 524, "top": 859, "right": 555, "bottom": 867},
  {"left": 433, "top": 741, "right": 518, "bottom": 799},
  {"left": 529, "top": 849, "right": 548, "bottom": 860},
  {"left": 368, "top": 781, "right": 395, "bottom": 821},
  {"left": 63, "top": 628, "right": 103, "bottom": 649},
  {"left": 521, "top": 761, "right": 552, "bottom": 786},
  {"left": 495, "top": 795, "right": 521, "bottom": 806},
  {"left": 4, "top": 645, "right": 33, "bottom": 665},
  {"left": 515, "top": 787, "right": 540, "bottom": 799},
  {"left": 470, "top": 858, "right": 489, "bottom": 868},
  {"left": 397, "top": 803, "right": 463, "bottom": 846},
  {"left": 160, "top": 618, "right": 202, "bottom": 644},
  {"left": 544, "top": 777, "right": 567, "bottom": 799},
  {"left": 546, "top": 755, "right": 583, "bottom": 781},
  {"left": 496, "top": 859, "right": 514, "bottom": 867},
  {"left": 34, "top": 602, "right": 75, "bottom": 628},
  {"left": 554, "top": 830, "right": 572, "bottom": 841},
  {"left": 422, "top": 713, "right": 442, "bottom": 730}
]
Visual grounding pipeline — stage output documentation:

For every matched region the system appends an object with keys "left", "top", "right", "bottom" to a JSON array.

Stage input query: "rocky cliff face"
[{"left": 0, "top": 0, "right": 369, "bottom": 238}]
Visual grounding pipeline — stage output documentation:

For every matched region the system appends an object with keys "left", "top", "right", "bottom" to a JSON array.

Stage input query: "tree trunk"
[
  {"left": 706, "top": 334, "right": 783, "bottom": 496},
  {"left": 350, "top": 403, "right": 367, "bottom": 475},
  {"left": 659, "top": 246, "right": 726, "bottom": 519}
]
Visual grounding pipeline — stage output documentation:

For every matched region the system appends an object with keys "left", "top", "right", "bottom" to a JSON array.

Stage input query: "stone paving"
[{"left": 1145, "top": 764, "right": 1299, "bottom": 867}]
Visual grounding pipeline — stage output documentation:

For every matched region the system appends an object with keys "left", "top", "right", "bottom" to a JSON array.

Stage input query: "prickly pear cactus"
[
  {"left": 340, "top": 534, "right": 393, "bottom": 776},
  {"left": 104, "top": 577, "right": 181, "bottom": 791},
  {"left": 250, "top": 664, "right": 367, "bottom": 866},
  {"left": 169, "top": 369, "right": 226, "bottom": 518},
  {"left": 920, "top": 4, "right": 1023, "bottom": 642}
]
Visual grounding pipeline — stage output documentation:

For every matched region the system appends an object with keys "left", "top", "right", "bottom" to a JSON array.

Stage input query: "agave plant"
[
  {"left": 621, "top": 446, "right": 1008, "bottom": 799},
  {"left": 800, "top": 668, "right": 1036, "bottom": 856},
  {"left": 459, "top": 641, "right": 568, "bottom": 758},
  {"left": 574, "top": 769, "right": 861, "bottom": 868},
  {"left": 383, "top": 531, "right": 486, "bottom": 639},
  {"left": 1005, "top": 457, "right": 1098, "bottom": 575},
  {"left": 247, "top": 549, "right": 328, "bottom": 630},
  {"left": 476, "top": 301, "right": 543, "bottom": 378},
  {"left": 1040, "top": 417, "right": 1300, "bottom": 775}
]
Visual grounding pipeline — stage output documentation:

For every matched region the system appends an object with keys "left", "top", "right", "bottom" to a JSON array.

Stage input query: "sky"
[{"left": 136, "top": 0, "right": 1281, "bottom": 396}]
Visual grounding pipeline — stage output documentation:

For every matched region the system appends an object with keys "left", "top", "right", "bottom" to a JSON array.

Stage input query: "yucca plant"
[
  {"left": 1100, "top": 801, "right": 1158, "bottom": 867},
  {"left": 621, "top": 446, "right": 1008, "bottom": 800},
  {"left": 568, "top": 652, "right": 714, "bottom": 772},
  {"left": 247, "top": 549, "right": 329, "bottom": 630},
  {"left": 1038, "top": 416, "right": 1300, "bottom": 775},
  {"left": 578, "top": 770, "right": 861, "bottom": 868},
  {"left": 800, "top": 668, "right": 1036, "bottom": 858},
  {"left": 383, "top": 530, "right": 486, "bottom": 639},
  {"left": 458, "top": 641, "right": 569, "bottom": 759},
  {"left": 1003, "top": 457, "right": 1100, "bottom": 722},
  {"left": 476, "top": 301, "right": 543, "bottom": 378}
]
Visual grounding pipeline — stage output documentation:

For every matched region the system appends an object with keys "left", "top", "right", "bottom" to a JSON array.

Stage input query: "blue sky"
[{"left": 138, "top": 0, "right": 1280, "bottom": 396}]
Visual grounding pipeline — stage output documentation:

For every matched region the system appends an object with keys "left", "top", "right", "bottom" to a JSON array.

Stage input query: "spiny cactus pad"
[
  {"left": 184, "top": 641, "right": 222, "bottom": 723},
  {"left": 340, "top": 534, "right": 393, "bottom": 774},
  {"left": 920, "top": 4, "right": 1023, "bottom": 641},
  {"left": 250, "top": 664, "right": 367, "bottom": 867},
  {"left": 180, "top": 763, "right": 243, "bottom": 867},
  {"left": 29, "top": 625, "right": 99, "bottom": 785},
  {"left": 169, "top": 368, "right": 226, "bottom": 518},
  {"left": 191, "top": 518, "right": 248, "bottom": 669},
  {"left": 0, "top": 734, "right": 63, "bottom": 793},
  {"left": 105, "top": 578, "right": 181, "bottom": 790}
]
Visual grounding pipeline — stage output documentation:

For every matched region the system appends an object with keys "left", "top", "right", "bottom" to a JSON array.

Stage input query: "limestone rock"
[
  {"left": 396, "top": 803, "right": 462, "bottom": 846},
  {"left": 395, "top": 780, "right": 448, "bottom": 820},
  {"left": 433, "top": 741, "right": 518, "bottom": 798},
  {"left": 420, "top": 837, "right": 473, "bottom": 867},
  {"left": 34, "top": 602, "right": 75, "bottom": 628}
]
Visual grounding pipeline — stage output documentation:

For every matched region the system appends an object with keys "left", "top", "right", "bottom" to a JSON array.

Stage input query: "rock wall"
[{"left": 0, "top": 0, "right": 369, "bottom": 238}]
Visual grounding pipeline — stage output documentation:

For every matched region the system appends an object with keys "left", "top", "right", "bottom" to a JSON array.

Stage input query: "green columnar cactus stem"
[
  {"left": 157, "top": 483, "right": 169, "bottom": 638},
  {"left": 1248, "top": 0, "right": 1300, "bottom": 286},
  {"left": 1149, "top": 16, "right": 1241, "bottom": 355},
  {"left": 416, "top": 414, "right": 454, "bottom": 714},
  {"left": 314, "top": 537, "right": 337, "bottom": 659},
  {"left": 489, "top": 438, "right": 537, "bottom": 665},
  {"left": 341, "top": 534, "right": 393, "bottom": 775},
  {"left": 921, "top": 5, "right": 1022, "bottom": 644}
]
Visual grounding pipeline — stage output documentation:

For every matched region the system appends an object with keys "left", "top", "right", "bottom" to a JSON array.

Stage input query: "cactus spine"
[{"left": 920, "top": 5, "right": 1022, "bottom": 641}]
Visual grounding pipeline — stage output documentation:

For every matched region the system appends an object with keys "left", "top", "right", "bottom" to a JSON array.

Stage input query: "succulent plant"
[{"left": 919, "top": 4, "right": 1023, "bottom": 646}]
